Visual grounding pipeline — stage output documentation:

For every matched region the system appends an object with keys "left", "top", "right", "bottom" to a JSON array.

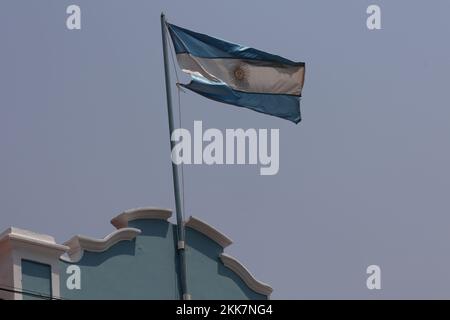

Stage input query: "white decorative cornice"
[
  {"left": 0, "top": 227, "right": 69, "bottom": 256},
  {"left": 111, "top": 207, "right": 172, "bottom": 229},
  {"left": 220, "top": 253, "right": 273, "bottom": 297},
  {"left": 61, "top": 228, "right": 141, "bottom": 263},
  {"left": 185, "top": 216, "right": 233, "bottom": 248}
]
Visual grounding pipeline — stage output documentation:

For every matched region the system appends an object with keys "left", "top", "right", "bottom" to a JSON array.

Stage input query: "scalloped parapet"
[
  {"left": 0, "top": 207, "right": 272, "bottom": 299},
  {"left": 62, "top": 228, "right": 141, "bottom": 263},
  {"left": 111, "top": 207, "right": 172, "bottom": 229},
  {"left": 220, "top": 253, "right": 273, "bottom": 296},
  {"left": 185, "top": 216, "right": 233, "bottom": 248}
]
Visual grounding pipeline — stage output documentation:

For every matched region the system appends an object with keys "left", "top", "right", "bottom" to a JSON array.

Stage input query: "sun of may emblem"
[{"left": 232, "top": 64, "right": 248, "bottom": 83}]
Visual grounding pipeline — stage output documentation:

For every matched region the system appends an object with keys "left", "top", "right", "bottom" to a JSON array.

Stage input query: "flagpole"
[{"left": 160, "top": 12, "right": 190, "bottom": 300}]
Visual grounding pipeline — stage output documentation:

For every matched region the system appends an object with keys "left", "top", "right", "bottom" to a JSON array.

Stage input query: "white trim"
[
  {"left": 62, "top": 228, "right": 141, "bottom": 263},
  {"left": 185, "top": 216, "right": 233, "bottom": 248},
  {"left": 0, "top": 227, "right": 69, "bottom": 300},
  {"left": 0, "top": 227, "right": 68, "bottom": 252},
  {"left": 111, "top": 207, "right": 172, "bottom": 229},
  {"left": 0, "top": 227, "right": 55, "bottom": 244},
  {"left": 220, "top": 253, "right": 273, "bottom": 297}
]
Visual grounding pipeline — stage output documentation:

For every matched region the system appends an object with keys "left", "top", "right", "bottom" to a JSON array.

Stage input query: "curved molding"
[
  {"left": 185, "top": 216, "right": 233, "bottom": 248},
  {"left": 62, "top": 228, "right": 141, "bottom": 263},
  {"left": 111, "top": 207, "right": 172, "bottom": 229},
  {"left": 220, "top": 253, "right": 273, "bottom": 297}
]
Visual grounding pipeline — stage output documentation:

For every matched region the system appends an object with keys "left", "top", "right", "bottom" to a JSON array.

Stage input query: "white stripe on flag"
[{"left": 176, "top": 53, "right": 305, "bottom": 96}]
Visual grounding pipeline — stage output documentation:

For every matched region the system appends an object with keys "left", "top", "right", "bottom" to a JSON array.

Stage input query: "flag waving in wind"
[{"left": 166, "top": 23, "right": 305, "bottom": 124}]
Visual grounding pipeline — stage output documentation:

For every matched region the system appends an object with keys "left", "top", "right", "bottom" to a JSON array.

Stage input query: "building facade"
[{"left": 0, "top": 208, "right": 272, "bottom": 300}]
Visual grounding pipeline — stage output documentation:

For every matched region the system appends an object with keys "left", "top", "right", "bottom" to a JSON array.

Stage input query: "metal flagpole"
[{"left": 160, "top": 12, "right": 190, "bottom": 300}]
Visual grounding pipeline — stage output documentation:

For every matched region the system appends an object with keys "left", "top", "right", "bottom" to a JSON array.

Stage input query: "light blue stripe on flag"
[
  {"left": 180, "top": 77, "right": 302, "bottom": 124},
  {"left": 168, "top": 23, "right": 304, "bottom": 67}
]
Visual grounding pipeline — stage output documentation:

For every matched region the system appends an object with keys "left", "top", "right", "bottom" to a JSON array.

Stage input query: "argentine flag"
[{"left": 167, "top": 23, "right": 305, "bottom": 124}]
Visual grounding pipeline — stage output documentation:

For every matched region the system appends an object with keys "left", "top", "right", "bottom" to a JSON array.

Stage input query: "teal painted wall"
[
  {"left": 21, "top": 259, "right": 52, "bottom": 300},
  {"left": 186, "top": 228, "right": 266, "bottom": 300},
  {"left": 59, "top": 219, "right": 268, "bottom": 300},
  {"left": 61, "top": 220, "right": 179, "bottom": 299}
]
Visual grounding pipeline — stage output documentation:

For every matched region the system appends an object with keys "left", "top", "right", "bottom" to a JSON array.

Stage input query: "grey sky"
[{"left": 1, "top": 0, "right": 450, "bottom": 299}]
